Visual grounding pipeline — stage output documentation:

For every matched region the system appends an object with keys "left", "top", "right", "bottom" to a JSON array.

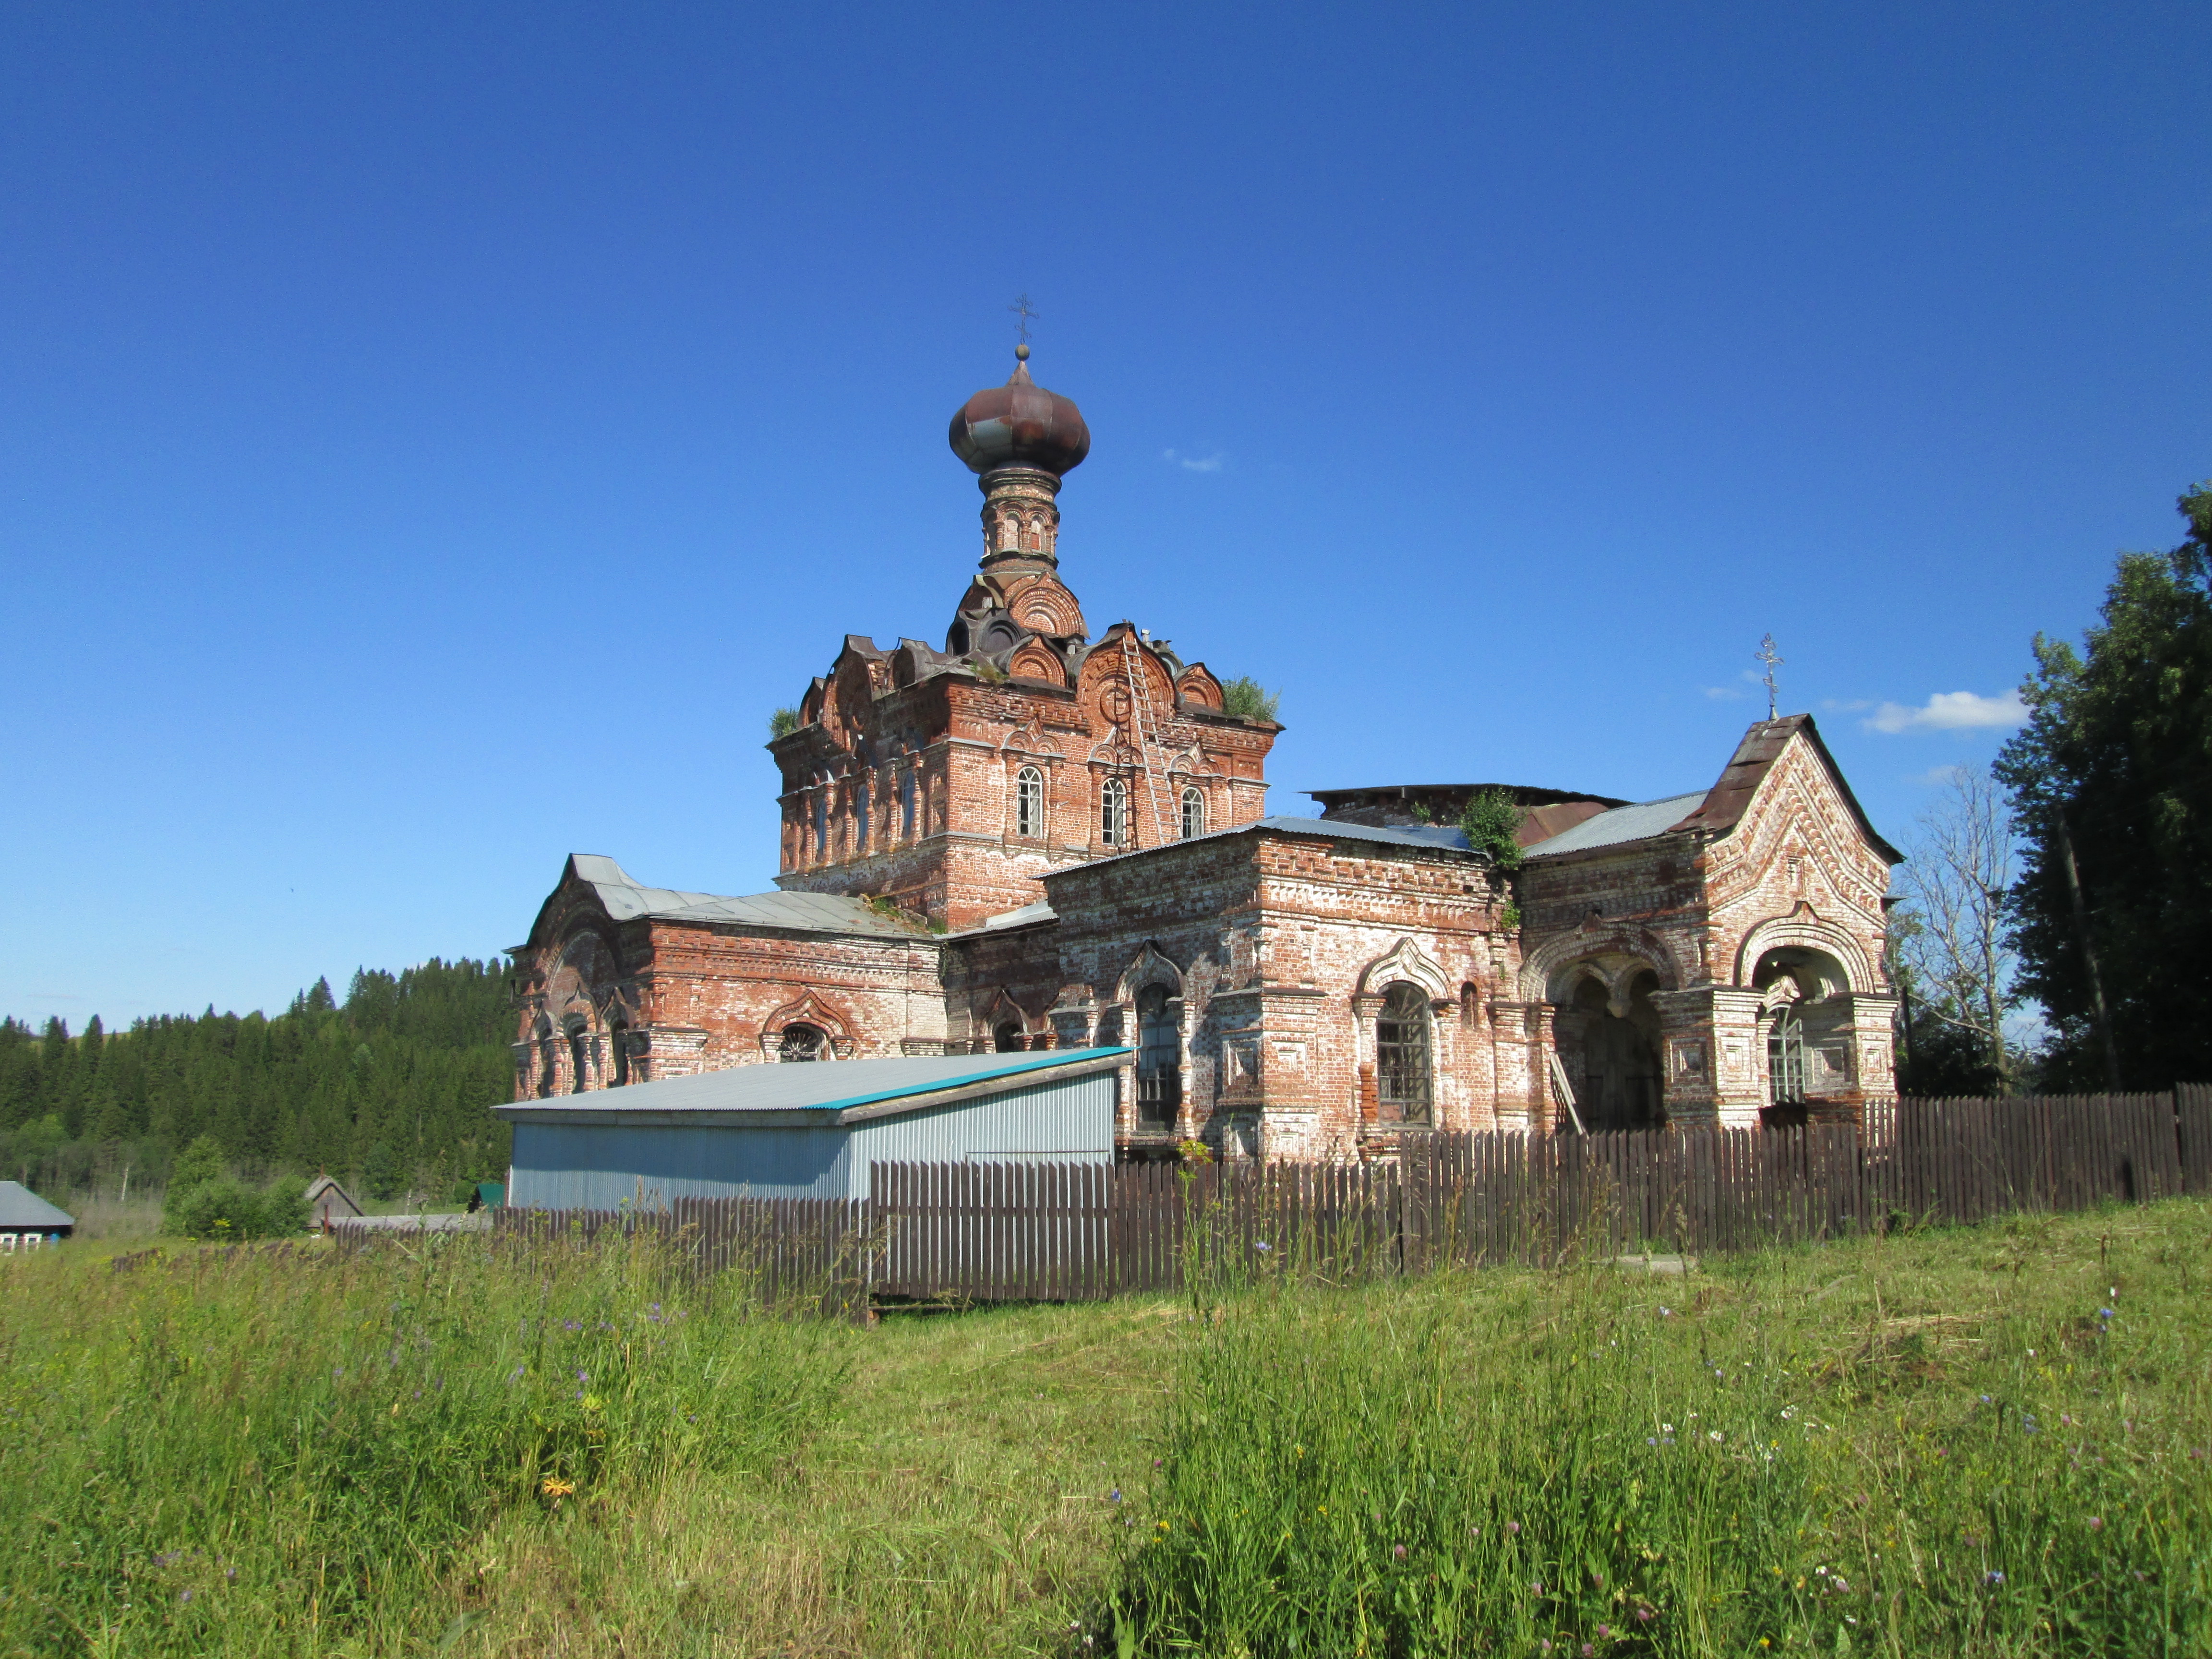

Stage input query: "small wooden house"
[
  {"left": 305, "top": 1174, "right": 363, "bottom": 1228},
  {"left": 0, "top": 1180, "right": 76, "bottom": 1247}
]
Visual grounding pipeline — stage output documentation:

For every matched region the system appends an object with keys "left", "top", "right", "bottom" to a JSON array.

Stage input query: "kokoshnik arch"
[{"left": 510, "top": 346, "right": 1903, "bottom": 1160}]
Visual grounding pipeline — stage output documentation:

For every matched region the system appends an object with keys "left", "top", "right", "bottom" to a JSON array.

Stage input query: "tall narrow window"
[
  {"left": 901, "top": 768, "right": 917, "bottom": 839},
  {"left": 1767, "top": 1008, "right": 1805, "bottom": 1105},
  {"left": 1375, "top": 984, "right": 1432, "bottom": 1123},
  {"left": 1101, "top": 777, "right": 1129, "bottom": 846},
  {"left": 1180, "top": 786, "right": 1205, "bottom": 839},
  {"left": 812, "top": 792, "right": 828, "bottom": 861},
  {"left": 1136, "top": 985, "right": 1181, "bottom": 1125},
  {"left": 1016, "top": 766, "right": 1045, "bottom": 838},
  {"left": 566, "top": 1024, "right": 590, "bottom": 1094},
  {"left": 854, "top": 781, "right": 870, "bottom": 851},
  {"left": 610, "top": 1021, "right": 629, "bottom": 1087}
]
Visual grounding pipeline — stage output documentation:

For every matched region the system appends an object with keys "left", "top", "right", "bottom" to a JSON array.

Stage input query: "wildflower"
[
  {"left": 577, "top": 1370, "right": 589, "bottom": 1384},
  {"left": 1596, "top": 1623, "right": 1611, "bottom": 1637},
  {"left": 180, "top": 1590, "right": 192, "bottom": 1604},
  {"left": 225, "top": 1568, "right": 237, "bottom": 1583},
  {"left": 1781, "top": 1407, "right": 1796, "bottom": 1420},
  {"left": 2088, "top": 1516, "right": 2104, "bottom": 1531},
  {"left": 1984, "top": 1570, "right": 2004, "bottom": 1585},
  {"left": 1647, "top": 1437, "right": 1657, "bottom": 1446},
  {"left": 1581, "top": 1646, "right": 1594, "bottom": 1658},
  {"left": 1110, "top": 1489, "right": 1123, "bottom": 1503},
  {"left": 2026, "top": 1348, "right": 2035, "bottom": 1357},
  {"left": 2099, "top": 1309, "right": 2115, "bottom": 1322},
  {"left": 1979, "top": 1395, "right": 1993, "bottom": 1405},
  {"left": 1255, "top": 1240, "right": 1272, "bottom": 1252},
  {"left": 541, "top": 1478, "right": 576, "bottom": 1498},
  {"left": 1708, "top": 1430, "right": 1723, "bottom": 1442},
  {"left": 1659, "top": 1306, "right": 1672, "bottom": 1317},
  {"left": 1661, "top": 1424, "right": 1674, "bottom": 1434},
  {"left": 1636, "top": 1605, "right": 1654, "bottom": 1622},
  {"left": 1393, "top": 1543, "right": 1407, "bottom": 1559},
  {"left": 1507, "top": 1520, "right": 1521, "bottom": 1533},
  {"left": 1532, "top": 1581, "right": 1544, "bottom": 1594}
]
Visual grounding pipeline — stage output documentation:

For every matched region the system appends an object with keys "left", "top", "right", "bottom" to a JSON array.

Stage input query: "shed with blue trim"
[{"left": 494, "top": 1046, "right": 1127, "bottom": 1210}]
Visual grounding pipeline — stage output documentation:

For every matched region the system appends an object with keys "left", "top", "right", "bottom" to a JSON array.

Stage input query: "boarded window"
[
  {"left": 1016, "top": 766, "right": 1045, "bottom": 838},
  {"left": 1375, "top": 984, "right": 1432, "bottom": 1123}
]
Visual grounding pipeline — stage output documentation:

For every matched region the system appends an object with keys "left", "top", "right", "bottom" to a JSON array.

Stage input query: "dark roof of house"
[
  {"left": 496, "top": 1046, "right": 1131, "bottom": 1126},
  {"left": 1040, "top": 815, "right": 1485, "bottom": 883},
  {"left": 518, "top": 854, "right": 931, "bottom": 951},
  {"left": 0, "top": 1181, "right": 75, "bottom": 1230}
]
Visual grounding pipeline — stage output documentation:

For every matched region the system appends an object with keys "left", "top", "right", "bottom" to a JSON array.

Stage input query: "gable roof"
[
  {"left": 0, "top": 1181, "right": 75, "bottom": 1230},
  {"left": 518, "top": 855, "right": 930, "bottom": 950},
  {"left": 495, "top": 1046, "right": 1131, "bottom": 1127},
  {"left": 1665, "top": 715, "right": 1902, "bottom": 863},
  {"left": 1522, "top": 716, "right": 1901, "bottom": 865}
]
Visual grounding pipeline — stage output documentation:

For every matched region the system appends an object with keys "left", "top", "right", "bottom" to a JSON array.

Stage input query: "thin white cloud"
[
  {"left": 1704, "top": 685, "right": 1750, "bottom": 701},
  {"left": 1864, "top": 690, "right": 2027, "bottom": 734},
  {"left": 1821, "top": 697, "right": 1874, "bottom": 713},
  {"left": 1909, "top": 764, "right": 1968, "bottom": 787},
  {"left": 1162, "top": 447, "right": 1224, "bottom": 473}
]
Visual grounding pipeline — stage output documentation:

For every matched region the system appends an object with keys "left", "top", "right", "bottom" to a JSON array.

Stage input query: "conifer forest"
[{"left": 0, "top": 959, "right": 515, "bottom": 1200}]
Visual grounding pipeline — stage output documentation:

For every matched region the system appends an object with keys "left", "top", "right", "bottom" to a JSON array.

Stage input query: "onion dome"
[{"left": 948, "top": 345, "right": 1091, "bottom": 477}]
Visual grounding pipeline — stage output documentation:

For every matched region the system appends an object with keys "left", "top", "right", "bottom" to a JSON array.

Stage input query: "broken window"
[
  {"left": 780, "top": 1024, "right": 826, "bottom": 1062},
  {"left": 1180, "top": 786, "right": 1205, "bottom": 839},
  {"left": 1136, "top": 985, "right": 1180, "bottom": 1125},
  {"left": 1102, "top": 777, "right": 1129, "bottom": 846},
  {"left": 994, "top": 1021, "right": 1025, "bottom": 1052},
  {"left": 1375, "top": 983, "right": 1432, "bottom": 1123},
  {"left": 1016, "top": 766, "right": 1045, "bottom": 838}
]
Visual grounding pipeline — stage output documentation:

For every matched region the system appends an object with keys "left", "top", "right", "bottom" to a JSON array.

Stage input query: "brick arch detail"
[{"left": 757, "top": 990, "right": 857, "bottom": 1060}]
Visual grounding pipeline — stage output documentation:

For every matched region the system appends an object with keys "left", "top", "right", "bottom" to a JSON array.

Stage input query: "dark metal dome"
[{"left": 948, "top": 346, "right": 1091, "bottom": 477}]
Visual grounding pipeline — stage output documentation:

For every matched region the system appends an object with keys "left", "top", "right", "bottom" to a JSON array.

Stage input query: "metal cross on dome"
[
  {"left": 1008, "top": 293, "right": 1039, "bottom": 345},
  {"left": 1756, "top": 633, "right": 1784, "bottom": 720}
]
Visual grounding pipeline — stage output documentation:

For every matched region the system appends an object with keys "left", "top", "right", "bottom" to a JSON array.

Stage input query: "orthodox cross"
[
  {"left": 1756, "top": 633, "right": 1784, "bottom": 720},
  {"left": 1008, "top": 292, "right": 1039, "bottom": 345}
]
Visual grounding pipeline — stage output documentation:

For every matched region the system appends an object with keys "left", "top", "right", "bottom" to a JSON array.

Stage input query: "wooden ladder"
[{"left": 1118, "top": 628, "right": 1173, "bottom": 848}]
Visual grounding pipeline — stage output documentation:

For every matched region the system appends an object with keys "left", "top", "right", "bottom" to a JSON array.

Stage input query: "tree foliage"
[
  {"left": 1459, "top": 787, "right": 1526, "bottom": 872},
  {"left": 0, "top": 958, "right": 517, "bottom": 1199},
  {"left": 1995, "top": 481, "right": 2212, "bottom": 1090},
  {"left": 1890, "top": 766, "right": 2025, "bottom": 1093},
  {"left": 1220, "top": 677, "right": 1281, "bottom": 722}
]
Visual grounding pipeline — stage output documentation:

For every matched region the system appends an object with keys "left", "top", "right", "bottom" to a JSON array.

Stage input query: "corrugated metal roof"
[
  {"left": 495, "top": 1046, "right": 1131, "bottom": 1122},
  {"left": 558, "top": 855, "right": 925, "bottom": 939},
  {"left": 1048, "top": 816, "right": 1475, "bottom": 877},
  {"left": 1522, "top": 793, "right": 1707, "bottom": 858},
  {"left": 0, "top": 1181, "right": 75, "bottom": 1229}
]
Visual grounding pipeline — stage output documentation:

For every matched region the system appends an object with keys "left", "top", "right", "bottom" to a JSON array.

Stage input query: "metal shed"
[
  {"left": 0, "top": 1180, "right": 76, "bottom": 1245},
  {"left": 494, "top": 1047, "right": 1127, "bottom": 1210}
]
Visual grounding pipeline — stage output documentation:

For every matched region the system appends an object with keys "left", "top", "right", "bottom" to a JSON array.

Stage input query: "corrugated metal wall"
[{"left": 505, "top": 1070, "right": 1114, "bottom": 1210}]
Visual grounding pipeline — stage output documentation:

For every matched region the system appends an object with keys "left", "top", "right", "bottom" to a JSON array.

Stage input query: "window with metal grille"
[
  {"left": 1101, "top": 777, "right": 1129, "bottom": 846},
  {"left": 780, "top": 1023, "right": 826, "bottom": 1062},
  {"left": 1767, "top": 1008, "right": 1805, "bottom": 1104},
  {"left": 1016, "top": 766, "right": 1045, "bottom": 838},
  {"left": 1136, "top": 985, "right": 1180, "bottom": 1125},
  {"left": 1375, "top": 983, "right": 1432, "bottom": 1123},
  {"left": 1180, "top": 786, "right": 1205, "bottom": 839}
]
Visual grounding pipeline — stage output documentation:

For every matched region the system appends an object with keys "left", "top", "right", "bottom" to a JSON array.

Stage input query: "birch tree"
[{"left": 1892, "top": 764, "right": 2021, "bottom": 1093}]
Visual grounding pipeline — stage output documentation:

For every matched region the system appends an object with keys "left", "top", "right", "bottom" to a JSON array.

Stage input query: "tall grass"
[
  {"left": 1108, "top": 1210, "right": 2212, "bottom": 1656},
  {"left": 0, "top": 1235, "right": 842, "bottom": 1656}
]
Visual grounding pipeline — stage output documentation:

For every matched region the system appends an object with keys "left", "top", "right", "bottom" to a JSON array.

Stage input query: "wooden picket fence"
[{"left": 490, "top": 1087, "right": 2212, "bottom": 1311}]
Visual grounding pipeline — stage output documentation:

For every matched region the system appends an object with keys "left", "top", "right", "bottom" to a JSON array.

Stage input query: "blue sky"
[{"left": 3, "top": 3, "right": 2206, "bottom": 1026}]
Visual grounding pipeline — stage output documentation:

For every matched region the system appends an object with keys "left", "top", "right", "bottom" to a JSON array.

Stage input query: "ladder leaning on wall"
[{"left": 1118, "top": 628, "right": 1173, "bottom": 849}]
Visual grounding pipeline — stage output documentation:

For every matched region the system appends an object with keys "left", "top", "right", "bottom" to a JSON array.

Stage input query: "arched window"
[
  {"left": 1015, "top": 766, "right": 1045, "bottom": 839},
  {"left": 1767, "top": 1007, "right": 1805, "bottom": 1106},
  {"left": 994, "top": 1020, "right": 1025, "bottom": 1053},
  {"left": 780, "top": 1023, "right": 826, "bottom": 1062},
  {"left": 1180, "top": 786, "right": 1205, "bottom": 839},
  {"left": 1101, "top": 777, "right": 1129, "bottom": 846},
  {"left": 1136, "top": 985, "right": 1180, "bottom": 1125},
  {"left": 812, "top": 792, "right": 828, "bottom": 861},
  {"left": 534, "top": 1017, "right": 556, "bottom": 1099},
  {"left": 565, "top": 1022, "right": 591, "bottom": 1094},
  {"left": 901, "top": 768, "right": 917, "bottom": 839},
  {"left": 854, "top": 781, "right": 870, "bottom": 851},
  {"left": 610, "top": 1021, "right": 630, "bottom": 1087},
  {"left": 1375, "top": 983, "right": 1432, "bottom": 1124}
]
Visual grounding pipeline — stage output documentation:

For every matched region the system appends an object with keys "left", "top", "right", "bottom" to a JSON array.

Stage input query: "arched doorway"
[{"left": 1563, "top": 972, "right": 1664, "bottom": 1130}]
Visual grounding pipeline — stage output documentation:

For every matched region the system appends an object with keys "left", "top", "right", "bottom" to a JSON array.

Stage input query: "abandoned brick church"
[{"left": 512, "top": 347, "right": 1902, "bottom": 1159}]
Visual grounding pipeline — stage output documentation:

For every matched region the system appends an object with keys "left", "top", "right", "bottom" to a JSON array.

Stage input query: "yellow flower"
[{"left": 541, "top": 1478, "right": 576, "bottom": 1498}]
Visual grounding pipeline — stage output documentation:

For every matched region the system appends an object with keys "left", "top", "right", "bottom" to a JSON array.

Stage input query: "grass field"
[{"left": 2, "top": 1201, "right": 2207, "bottom": 1656}]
